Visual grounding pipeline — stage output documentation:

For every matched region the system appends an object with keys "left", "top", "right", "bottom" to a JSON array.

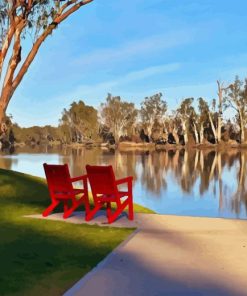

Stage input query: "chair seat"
[
  {"left": 95, "top": 191, "right": 128, "bottom": 202},
  {"left": 53, "top": 189, "right": 85, "bottom": 199}
]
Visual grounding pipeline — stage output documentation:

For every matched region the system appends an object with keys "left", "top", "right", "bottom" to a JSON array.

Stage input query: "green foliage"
[
  {"left": 100, "top": 94, "right": 138, "bottom": 142},
  {"left": 140, "top": 93, "right": 167, "bottom": 122},
  {"left": 60, "top": 100, "right": 99, "bottom": 142},
  {"left": 224, "top": 76, "right": 247, "bottom": 142},
  {"left": 177, "top": 97, "right": 195, "bottom": 120},
  {"left": 12, "top": 124, "right": 61, "bottom": 144},
  {"left": 0, "top": 1, "right": 63, "bottom": 47},
  {"left": 140, "top": 93, "right": 167, "bottom": 136},
  {"left": 224, "top": 76, "right": 246, "bottom": 112}
]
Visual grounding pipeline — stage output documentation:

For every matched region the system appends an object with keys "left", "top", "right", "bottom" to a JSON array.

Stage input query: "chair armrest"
[
  {"left": 70, "top": 175, "right": 88, "bottom": 183},
  {"left": 71, "top": 175, "right": 88, "bottom": 197},
  {"left": 115, "top": 176, "right": 133, "bottom": 185}
]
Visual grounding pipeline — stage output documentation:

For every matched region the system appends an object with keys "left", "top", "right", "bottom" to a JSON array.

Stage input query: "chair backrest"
[
  {"left": 43, "top": 163, "right": 73, "bottom": 195},
  {"left": 86, "top": 165, "right": 118, "bottom": 196}
]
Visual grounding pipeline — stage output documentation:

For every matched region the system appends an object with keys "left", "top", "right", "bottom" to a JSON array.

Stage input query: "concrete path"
[{"left": 26, "top": 212, "right": 247, "bottom": 296}]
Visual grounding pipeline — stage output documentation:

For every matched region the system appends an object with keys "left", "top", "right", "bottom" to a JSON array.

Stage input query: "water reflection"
[{"left": 0, "top": 146, "right": 247, "bottom": 219}]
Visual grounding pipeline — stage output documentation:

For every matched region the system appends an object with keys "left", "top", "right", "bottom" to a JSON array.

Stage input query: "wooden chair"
[
  {"left": 85, "top": 165, "right": 134, "bottom": 224},
  {"left": 43, "top": 163, "right": 89, "bottom": 219}
]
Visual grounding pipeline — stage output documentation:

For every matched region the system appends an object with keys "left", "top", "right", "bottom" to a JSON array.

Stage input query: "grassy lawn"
[{"left": 0, "top": 168, "right": 154, "bottom": 295}]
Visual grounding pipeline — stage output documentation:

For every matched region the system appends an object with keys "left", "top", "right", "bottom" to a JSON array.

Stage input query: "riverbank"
[
  {"left": 12, "top": 140, "right": 247, "bottom": 152},
  {"left": 0, "top": 169, "right": 153, "bottom": 295}
]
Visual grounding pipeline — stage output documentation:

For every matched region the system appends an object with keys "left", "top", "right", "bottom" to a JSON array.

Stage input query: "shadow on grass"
[
  {"left": 0, "top": 168, "right": 49, "bottom": 207},
  {"left": 0, "top": 215, "right": 133, "bottom": 296},
  {"left": 0, "top": 169, "right": 134, "bottom": 295}
]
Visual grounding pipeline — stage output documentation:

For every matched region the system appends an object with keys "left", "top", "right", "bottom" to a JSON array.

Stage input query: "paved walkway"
[{"left": 26, "top": 212, "right": 247, "bottom": 296}]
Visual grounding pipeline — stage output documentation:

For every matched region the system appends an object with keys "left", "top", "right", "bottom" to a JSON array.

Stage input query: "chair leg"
[
  {"left": 63, "top": 198, "right": 84, "bottom": 219},
  {"left": 107, "top": 199, "right": 133, "bottom": 224},
  {"left": 64, "top": 200, "right": 69, "bottom": 213},
  {"left": 42, "top": 200, "right": 59, "bottom": 217},
  {"left": 128, "top": 198, "right": 134, "bottom": 221},
  {"left": 107, "top": 206, "right": 123, "bottom": 224},
  {"left": 85, "top": 203, "right": 102, "bottom": 221},
  {"left": 84, "top": 197, "right": 90, "bottom": 220},
  {"left": 106, "top": 202, "right": 111, "bottom": 219}
]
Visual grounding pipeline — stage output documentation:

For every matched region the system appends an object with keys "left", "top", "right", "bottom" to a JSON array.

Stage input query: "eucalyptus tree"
[
  {"left": 216, "top": 80, "right": 230, "bottom": 143},
  {"left": 100, "top": 94, "right": 138, "bottom": 143},
  {"left": 195, "top": 97, "right": 211, "bottom": 143},
  {"left": 163, "top": 113, "right": 180, "bottom": 144},
  {"left": 176, "top": 97, "right": 195, "bottom": 145},
  {"left": 0, "top": 0, "right": 93, "bottom": 131},
  {"left": 140, "top": 92, "right": 167, "bottom": 140},
  {"left": 60, "top": 100, "right": 98, "bottom": 142},
  {"left": 224, "top": 76, "right": 247, "bottom": 143},
  {"left": 196, "top": 97, "right": 219, "bottom": 144}
]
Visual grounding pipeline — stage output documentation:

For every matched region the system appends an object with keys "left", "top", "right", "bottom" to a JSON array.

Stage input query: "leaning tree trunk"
[
  {"left": 193, "top": 123, "right": 199, "bottom": 144},
  {"left": 169, "top": 125, "right": 179, "bottom": 144},
  {"left": 239, "top": 113, "right": 245, "bottom": 144},
  {"left": 208, "top": 113, "right": 218, "bottom": 143},
  {"left": 217, "top": 113, "right": 222, "bottom": 143},
  {"left": 181, "top": 121, "right": 188, "bottom": 145},
  {"left": 217, "top": 80, "right": 223, "bottom": 143},
  {"left": 199, "top": 124, "right": 204, "bottom": 144},
  {"left": 172, "top": 131, "right": 180, "bottom": 144},
  {"left": 0, "top": 106, "right": 6, "bottom": 135}
]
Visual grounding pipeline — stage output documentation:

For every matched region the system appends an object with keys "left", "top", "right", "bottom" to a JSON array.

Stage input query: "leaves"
[
  {"left": 100, "top": 94, "right": 138, "bottom": 141},
  {"left": 140, "top": 93, "right": 167, "bottom": 134},
  {"left": 60, "top": 100, "right": 98, "bottom": 141}
]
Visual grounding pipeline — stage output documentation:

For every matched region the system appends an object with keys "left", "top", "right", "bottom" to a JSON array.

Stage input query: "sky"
[{"left": 6, "top": 0, "right": 247, "bottom": 127}]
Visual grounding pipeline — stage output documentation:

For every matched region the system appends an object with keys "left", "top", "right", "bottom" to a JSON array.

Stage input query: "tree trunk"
[
  {"left": 208, "top": 113, "right": 218, "bottom": 143},
  {"left": 147, "top": 125, "right": 152, "bottom": 140},
  {"left": 0, "top": 106, "right": 5, "bottom": 129},
  {"left": 169, "top": 125, "right": 179, "bottom": 144},
  {"left": 239, "top": 111, "right": 245, "bottom": 143},
  {"left": 182, "top": 121, "right": 188, "bottom": 144},
  {"left": 193, "top": 123, "right": 199, "bottom": 144},
  {"left": 200, "top": 124, "right": 204, "bottom": 143},
  {"left": 0, "top": 99, "right": 9, "bottom": 137},
  {"left": 217, "top": 80, "right": 223, "bottom": 143},
  {"left": 217, "top": 116, "right": 222, "bottom": 143}
]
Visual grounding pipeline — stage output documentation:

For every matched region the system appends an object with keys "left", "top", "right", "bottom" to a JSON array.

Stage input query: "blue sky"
[{"left": 7, "top": 0, "right": 247, "bottom": 127}]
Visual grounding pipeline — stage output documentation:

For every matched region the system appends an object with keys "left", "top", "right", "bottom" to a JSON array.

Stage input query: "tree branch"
[
  {"left": 0, "top": 4, "right": 23, "bottom": 78},
  {"left": 0, "top": 18, "right": 26, "bottom": 113},
  {"left": 12, "top": 0, "right": 93, "bottom": 91}
]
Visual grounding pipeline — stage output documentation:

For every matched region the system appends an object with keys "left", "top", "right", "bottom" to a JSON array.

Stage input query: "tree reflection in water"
[{"left": 0, "top": 146, "right": 247, "bottom": 218}]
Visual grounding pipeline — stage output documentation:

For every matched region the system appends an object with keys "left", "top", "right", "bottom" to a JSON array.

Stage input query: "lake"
[{"left": 0, "top": 145, "right": 246, "bottom": 219}]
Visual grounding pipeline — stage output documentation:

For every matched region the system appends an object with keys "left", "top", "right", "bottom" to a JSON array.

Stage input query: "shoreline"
[{"left": 10, "top": 140, "right": 247, "bottom": 151}]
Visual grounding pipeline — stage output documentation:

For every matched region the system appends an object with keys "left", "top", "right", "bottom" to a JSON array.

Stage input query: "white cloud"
[
  {"left": 61, "top": 62, "right": 181, "bottom": 100},
  {"left": 73, "top": 29, "right": 195, "bottom": 67},
  {"left": 8, "top": 62, "right": 181, "bottom": 126}
]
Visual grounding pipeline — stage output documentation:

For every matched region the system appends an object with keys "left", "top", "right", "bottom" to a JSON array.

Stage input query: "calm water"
[{"left": 0, "top": 146, "right": 246, "bottom": 219}]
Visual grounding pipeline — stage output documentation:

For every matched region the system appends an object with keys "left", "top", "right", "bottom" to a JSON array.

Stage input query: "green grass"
[{"left": 0, "top": 168, "right": 153, "bottom": 295}]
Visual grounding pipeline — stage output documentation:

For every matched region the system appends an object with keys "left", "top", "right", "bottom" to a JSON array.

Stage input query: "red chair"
[
  {"left": 85, "top": 165, "right": 134, "bottom": 224},
  {"left": 43, "top": 163, "right": 90, "bottom": 219}
]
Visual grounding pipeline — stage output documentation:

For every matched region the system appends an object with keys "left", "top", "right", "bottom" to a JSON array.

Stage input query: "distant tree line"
[{"left": 2, "top": 76, "right": 247, "bottom": 148}]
